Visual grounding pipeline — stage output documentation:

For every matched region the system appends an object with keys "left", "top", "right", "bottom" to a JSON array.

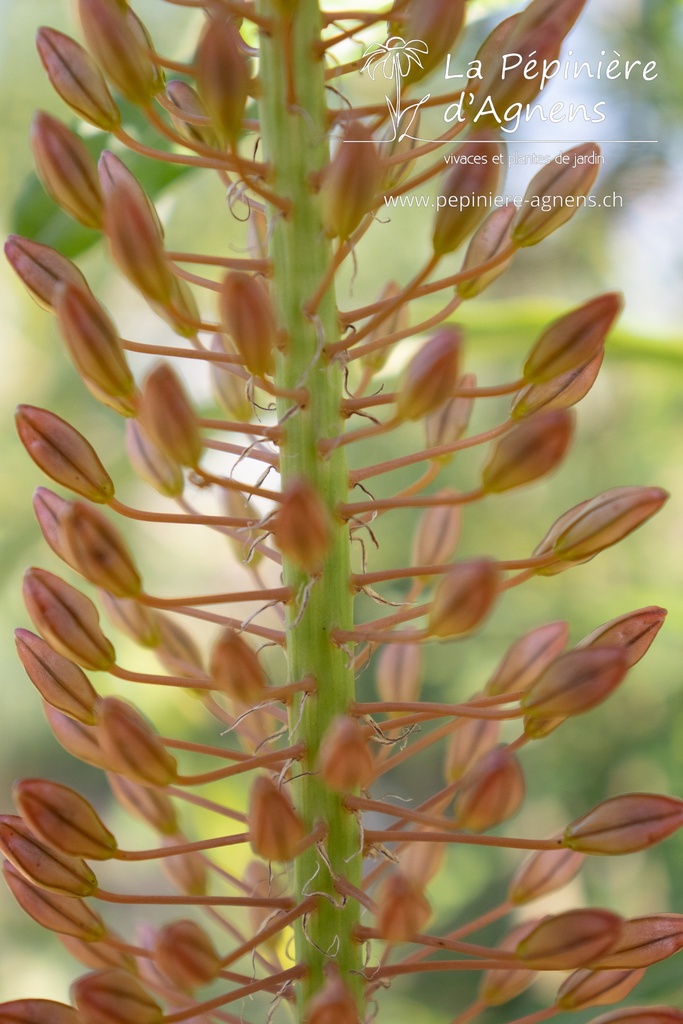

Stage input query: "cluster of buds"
[{"left": 2, "top": 1, "right": 680, "bottom": 1024}]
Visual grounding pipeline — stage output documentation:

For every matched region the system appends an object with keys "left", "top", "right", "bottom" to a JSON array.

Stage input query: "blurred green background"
[{"left": 0, "top": 0, "right": 682, "bottom": 1018}]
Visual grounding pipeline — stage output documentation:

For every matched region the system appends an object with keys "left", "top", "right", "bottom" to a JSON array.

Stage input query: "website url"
[{"left": 384, "top": 192, "right": 624, "bottom": 211}]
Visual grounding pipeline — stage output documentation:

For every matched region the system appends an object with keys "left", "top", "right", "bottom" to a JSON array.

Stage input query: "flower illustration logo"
[{"left": 361, "top": 36, "right": 431, "bottom": 141}]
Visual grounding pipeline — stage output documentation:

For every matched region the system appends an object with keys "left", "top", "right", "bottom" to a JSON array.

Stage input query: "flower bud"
[
  {"left": 428, "top": 560, "right": 500, "bottom": 639},
  {"left": 512, "top": 145, "right": 602, "bottom": 247},
  {"left": 77, "top": 0, "right": 163, "bottom": 104},
  {"left": 379, "top": 121, "right": 422, "bottom": 192},
  {"left": 57, "top": 503, "right": 142, "bottom": 599},
  {"left": 44, "top": 706, "right": 109, "bottom": 771},
  {"left": 479, "top": 920, "right": 539, "bottom": 1006},
  {"left": 23, "top": 568, "right": 116, "bottom": 671},
  {"left": 36, "top": 27, "right": 120, "bottom": 131},
  {"left": 550, "top": 486, "right": 669, "bottom": 563},
  {"left": 454, "top": 746, "right": 525, "bottom": 832},
  {"left": 523, "top": 294, "right": 622, "bottom": 383},
  {"left": 508, "top": 846, "right": 584, "bottom": 905},
  {"left": 515, "top": 0, "right": 588, "bottom": 37},
  {"left": 195, "top": 16, "right": 249, "bottom": 145},
  {"left": 564, "top": 793, "right": 683, "bottom": 856},
  {"left": 210, "top": 337, "right": 253, "bottom": 420},
  {"left": 102, "top": 182, "right": 173, "bottom": 307},
  {"left": 411, "top": 497, "right": 462, "bottom": 567},
  {"left": 320, "top": 121, "right": 382, "bottom": 240},
  {"left": 164, "top": 838, "right": 209, "bottom": 897},
  {"left": 485, "top": 621, "right": 569, "bottom": 697},
  {"left": 16, "top": 405, "right": 114, "bottom": 503},
  {"left": 2, "top": 861, "right": 105, "bottom": 941},
  {"left": 360, "top": 282, "right": 410, "bottom": 373},
  {"left": 512, "top": 351, "right": 604, "bottom": 419},
  {"left": 153, "top": 920, "right": 220, "bottom": 990},
  {"left": 457, "top": 205, "right": 515, "bottom": 299},
  {"left": 30, "top": 113, "right": 103, "bottom": 229},
  {"left": 482, "top": 410, "right": 574, "bottom": 493},
  {"left": 589, "top": 915, "right": 683, "bottom": 970},
  {"left": 0, "top": 1000, "right": 82, "bottom": 1024},
  {"left": 4, "top": 236, "right": 90, "bottom": 313},
  {"left": 522, "top": 647, "right": 629, "bottom": 727},
  {"left": 59, "top": 934, "right": 135, "bottom": 973},
  {"left": 376, "top": 636, "right": 422, "bottom": 707},
  {"left": 154, "top": 615, "right": 205, "bottom": 679},
  {"left": 432, "top": 142, "right": 502, "bottom": 256},
  {"left": 272, "top": 479, "right": 332, "bottom": 573},
  {"left": 15, "top": 628, "right": 100, "bottom": 724},
  {"left": 391, "top": 0, "right": 466, "bottom": 83},
  {"left": 124, "top": 421, "right": 184, "bottom": 499},
  {"left": 444, "top": 716, "right": 500, "bottom": 783},
  {"left": 397, "top": 327, "right": 462, "bottom": 421},
  {"left": 587, "top": 1010, "right": 683, "bottom": 1024},
  {"left": 516, "top": 909, "right": 623, "bottom": 970},
  {"left": 210, "top": 628, "right": 266, "bottom": 703},
  {"left": 425, "top": 373, "right": 476, "bottom": 455},
  {"left": 33, "top": 488, "right": 76, "bottom": 568},
  {"left": 14, "top": 779, "right": 117, "bottom": 861},
  {"left": 318, "top": 715, "right": 374, "bottom": 792},
  {"left": 400, "top": 829, "right": 445, "bottom": 887},
  {"left": 305, "top": 969, "right": 360, "bottom": 1024},
  {"left": 98, "top": 592, "right": 161, "bottom": 649},
  {"left": 0, "top": 815, "right": 97, "bottom": 898},
  {"left": 98, "top": 698, "right": 178, "bottom": 787},
  {"left": 220, "top": 272, "right": 279, "bottom": 378},
  {"left": 248, "top": 776, "right": 305, "bottom": 862},
  {"left": 107, "top": 774, "right": 178, "bottom": 836},
  {"left": 557, "top": 967, "right": 645, "bottom": 1011},
  {"left": 165, "top": 80, "right": 218, "bottom": 148},
  {"left": 71, "top": 969, "right": 163, "bottom": 1024},
  {"left": 138, "top": 364, "right": 202, "bottom": 469},
  {"left": 376, "top": 871, "right": 431, "bottom": 941},
  {"left": 473, "top": 19, "right": 564, "bottom": 121},
  {"left": 578, "top": 606, "right": 667, "bottom": 668}
]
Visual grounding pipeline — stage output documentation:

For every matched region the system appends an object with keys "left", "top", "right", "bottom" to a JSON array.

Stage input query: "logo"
[{"left": 361, "top": 37, "right": 432, "bottom": 142}]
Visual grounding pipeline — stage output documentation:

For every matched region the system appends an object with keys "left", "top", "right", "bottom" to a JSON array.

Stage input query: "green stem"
[{"left": 256, "top": 1, "right": 362, "bottom": 1015}]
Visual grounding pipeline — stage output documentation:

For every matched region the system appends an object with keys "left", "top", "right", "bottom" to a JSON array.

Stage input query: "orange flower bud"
[
  {"left": 318, "top": 716, "right": 374, "bottom": 792},
  {"left": 99, "top": 592, "right": 160, "bottom": 649},
  {"left": 485, "top": 621, "right": 569, "bottom": 697},
  {"left": 107, "top": 773, "right": 178, "bottom": 836},
  {"left": 522, "top": 647, "right": 629, "bottom": 726},
  {"left": 523, "top": 294, "right": 622, "bottom": 383},
  {"left": 220, "top": 272, "right": 279, "bottom": 379},
  {"left": 210, "top": 628, "right": 266, "bottom": 703},
  {"left": 428, "top": 559, "right": 500, "bottom": 639},
  {"left": 36, "top": 27, "right": 120, "bottom": 131},
  {"left": 444, "top": 716, "right": 500, "bottom": 783},
  {"left": 57, "top": 503, "right": 142, "bottom": 599},
  {"left": 0, "top": 815, "right": 97, "bottom": 898},
  {"left": 432, "top": 141, "right": 502, "bottom": 256},
  {"left": 457, "top": 205, "right": 515, "bottom": 299},
  {"left": 551, "top": 486, "right": 669, "bottom": 563},
  {"left": 221, "top": 487, "right": 265, "bottom": 567},
  {"left": 71, "top": 969, "right": 163, "bottom": 1024},
  {"left": 138, "top": 364, "right": 202, "bottom": 469},
  {"left": 397, "top": 327, "right": 462, "bottom": 421},
  {"left": 0, "top": 999, "right": 82, "bottom": 1024},
  {"left": 195, "top": 16, "right": 249, "bottom": 145},
  {"left": 59, "top": 933, "right": 135, "bottom": 972},
  {"left": 512, "top": 144, "right": 603, "bottom": 247},
  {"left": 44, "top": 706, "right": 109, "bottom": 771},
  {"left": 23, "top": 568, "right": 116, "bottom": 672},
  {"left": 33, "top": 488, "right": 77, "bottom": 569},
  {"left": 557, "top": 967, "right": 645, "bottom": 1011},
  {"left": 564, "top": 793, "right": 683, "bottom": 856},
  {"left": 210, "top": 337, "right": 253, "bottom": 420},
  {"left": 163, "top": 839, "right": 209, "bottom": 897},
  {"left": 4, "top": 235, "right": 90, "bottom": 313},
  {"left": 508, "top": 846, "right": 584, "bottom": 905},
  {"left": 320, "top": 121, "right": 382, "bottom": 240},
  {"left": 102, "top": 180, "right": 173, "bottom": 308},
  {"left": 516, "top": 909, "right": 623, "bottom": 970},
  {"left": 376, "top": 636, "right": 422, "bottom": 707},
  {"left": 98, "top": 698, "right": 178, "bottom": 787},
  {"left": 15, "top": 628, "right": 100, "bottom": 724},
  {"left": 376, "top": 871, "right": 431, "bottom": 941},
  {"left": 587, "top": 1009, "right": 683, "bottom": 1024},
  {"left": 512, "top": 351, "right": 604, "bottom": 420},
  {"left": 479, "top": 920, "right": 539, "bottom": 1006},
  {"left": 390, "top": 0, "right": 466, "bottom": 83},
  {"left": 425, "top": 373, "right": 476, "bottom": 455},
  {"left": 154, "top": 614, "right": 205, "bottom": 680},
  {"left": 515, "top": 0, "right": 588, "bottom": 36},
  {"left": 165, "top": 80, "right": 218, "bottom": 148},
  {"left": 305, "top": 969, "right": 360, "bottom": 1024},
  {"left": 16, "top": 405, "right": 114, "bottom": 503},
  {"left": 124, "top": 421, "right": 184, "bottom": 499},
  {"left": 248, "top": 776, "right": 305, "bottom": 862},
  {"left": 153, "top": 919, "right": 220, "bottom": 990},
  {"left": 2, "top": 861, "right": 105, "bottom": 941},
  {"left": 473, "top": 20, "right": 564, "bottom": 122},
  {"left": 77, "top": 0, "right": 163, "bottom": 104},
  {"left": 589, "top": 915, "right": 683, "bottom": 970},
  {"left": 14, "top": 779, "right": 117, "bottom": 861},
  {"left": 411, "top": 497, "right": 462, "bottom": 567},
  {"left": 578, "top": 606, "right": 667, "bottom": 668},
  {"left": 482, "top": 410, "right": 574, "bottom": 493},
  {"left": 400, "top": 830, "right": 445, "bottom": 886},
  {"left": 454, "top": 746, "right": 525, "bottom": 832},
  {"left": 30, "top": 113, "right": 103, "bottom": 229},
  {"left": 272, "top": 479, "right": 332, "bottom": 574}
]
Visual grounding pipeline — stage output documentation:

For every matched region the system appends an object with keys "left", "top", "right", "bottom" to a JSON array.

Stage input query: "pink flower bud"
[
  {"left": 153, "top": 919, "right": 220, "bottom": 991},
  {"left": 320, "top": 122, "right": 382, "bottom": 240},
  {"left": 564, "top": 793, "right": 683, "bottom": 856},
  {"left": 248, "top": 776, "right": 305, "bottom": 862},
  {"left": 516, "top": 909, "right": 623, "bottom": 970},
  {"left": 102, "top": 179, "right": 173, "bottom": 307},
  {"left": 485, "top": 621, "right": 569, "bottom": 697},
  {"left": 424, "top": 373, "right": 476, "bottom": 455},
  {"left": 272, "top": 479, "right": 332, "bottom": 574},
  {"left": 577, "top": 606, "right": 667, "bottom": 668},
  {"left": 509, "top": 846, "right": 584, "bottom": 905},
  {"left": 457, "top": 205, "right": 515, "bottom": 299},
  {"left": 195, "top": 16, "right": 250, "bottom": 145},
  {"left": 0, "top": 815, "right": 97, "bottom": 898},
  {"left": 522, "top": 647, "right": 629, "bottom": 726},
  {"left": 15, "top": 628, "right": 100, "bottom": 724},
  {"left": 551, "top": 486, "right": 669, "bottom": 563},
  {"left": 473, "top": 20, "right": 564, "bottom": 120},
  {"left": 397, "top": 327, "right": 462, "bottom": 421},
  {"left": 36, "top": 27, "right": 120, "bottom": 131},
  {"left": 587, "top": 1009, "right": 683, "bottom": 1024},
  {"left": 0, "top": 1000, "right": 82, "bottom": 1024},
  {"left": 428, "top": 559, "right": 500, "bottom": 638},
  {"left": 400, "top": 830, "right": 445, "bottom": 886},
  {"left": 318, "top": 715, "right": 374, "bottom": 792},
  {"left": 33, "top": 488, "right": 78, "bottom": 569},
  {"left": 124, "top": 421, "right": 184, "bottom": 499},
  {"left": 4, "top": 235, "right": 90, "bottom": 313},
  {"left": 71, "top": 969, "right": 163, "bottom": 1024},
  {"left": 411, "top": 497, "right": 462, "bottom": 567},
  {"left": 210, "top": 337, "right": 253, "bottom": 420},
  {"left": 376, "top": 871, "right": 431, "bottom": 941},
  {"left": 557, "top": 967, "right": 645, "bottom": 1011},
  {"left": 98, "top": 698, "right": 178, "bottom": 787},
  {"left": 154, "top": 615, "right": 205, "bottom": 680},
  {"left": 512, "top": 352, "right": 604, "bottom": 419},
  {"left": 512, "top": 144, "right": 603, "bottom": 247},
  {"left": 589, "top": 915, "right": 683, "bottom": 970},
  {"left": 138, "top": 364, "right": 202, "bottom": 469},
  {"left": 305, "top": 969, "right": 360, "bottom": 1024},
  {"left": 57, "top": 502, "right": 142, "bottom": 599},
  {"left": 455, "top": 746, "right": 525, "bottom": 832},
  {"left": 23, "top": 568, "right": 116, "bottom": 671},
  {"left": 44, "top": 706, "right": 109, "bottom": 771},
  {"left": 14, "top": 779, "right": 117, "bottom": 861},
  {"left": 516, "top": 0, "right": 588, "bottom": 36},
  {"left": 2, "top": 861, "right": 105, "bottom": 942},
  {"left": 220, "top": 272, "right": 279, "bottom": 378},
  {"left": 481, "top": 410, "right": 574, "bottom": 492},
  {"left": 16, "top": 405, "right": 114, "bottom": 503},
  {"left": 390, "top": 0, "right": 466, "bottom": 83},
  {"left": 77, "top": 0, "right": 163, "bottom": 105},
  {"left": 160, "top": 838, "right": 208, "bottom": 898},
  {"left": 479, "top": 920, "right": 539, "bottom": 1006},
  {"left": 107, "top": 774, "right": 178, "bottom": 836},
  {"left": 523, "top": 294, "right": 622, "bottom": 383},
  {"left": 98, "top": 592, "right": 160, "bottom": 649},
  {"left": 210, "top": 628, "right": 266, "bottom": 703},
  {"left": 165, "top": 80, "right": 218, "bottom": 149},
  {"left": 30, "top": 113, "right": 103, "bottom": 229},
  {"left": 433, "top": 141, "right": 503, "bottom": 255},
  {"left": 59, "top": 932, "right": 135, "bottom": 972},
  {"left": 376, "top": 636, "right": 422, "bottom": 708},
  {"left": 444, "top": 716, "right": 500, "bottom": 783}
]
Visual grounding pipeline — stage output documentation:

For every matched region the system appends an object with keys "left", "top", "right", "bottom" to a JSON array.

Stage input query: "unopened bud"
[
  {"left": 0, "top": 1000, "right": 82, "bottom": 1024},
  {"left": 33, "top": 488, "right": 77, "bottom": 568},
  {"left": 515, "top": 0, "right": 588, "bottom": 37},
  {"left": 509, "top": 846, "right": 584, "bottom": 905},
  {"left": 31, "top": 113, "right": 103, "bottom": 229},
  {"left": 578, "top": 606, "right": 667, "bottom": 668},
  {"left": 77, "top": 0, "right": 163, "bottom": 104},
  {"left": 376, "top": 871, "right": 431, "bottom": 941},
  {"left": 512, "top": 144, "right": 602, "bottom": 247},
  {"left": 210, "top": 337, "right": 253, "bottom": 420},
  {"left": 305, "top": 969, "right": 360, "bottom": 1024},
  {"left": 221, "top": 487, "right": 264, "bottom": 566},
  {"left": 564, "top": 793, "right": 683, "bottom": 856},
  {"left": 516, "top": 909, "right": 623, "bottom": 970},
  {"left": 400, "top": 829, "right": 445, "bottom": 886},
  {"left": 589, "top": 915, "right": 683, "bottom": 970},
  {"left": 16, "top": 405, "right": 114, "bottom": 503},
  {"left": 473, "top": 18, "right": 563, "bottom": 119},
  {"left": 58, "top": 503, "right": 141, "bottom": 599},
  {"left": 428, "top": 559, "right": 500, "bottom": 638},
  {"left": 71, "top": 969, "right": 162, "bottom": 1024},
  {"left": 397, "top": 327, "right": 462, "bottom": 420},
  {"left": 318, "top": 716, "right": 374, "bottom": 792},
  {"left": 15, "top": 629, "right": 100, "bottom": 724},
  {"left": 23, "top": 568, "right": 116, "bottom": 671},
  {"left": 557, "top": 967, "right": 645, "bottom": 1011},
  {"left": 479, "top": 920, "right": 539, "bottom": 1006},
  {"left": 153, "top": 920, "right": 220, "bottom": 990},
  {"left": 522, "top": 647, "right": 629, "bottom": 729},
  {"left": 248, "top": 776, "right": 305, "bottom": 862},
  {"left": 103, "top": 182, "right": 173, "bottom": 307},
  {"left": 444, "top": 716, "right": 500, "bottom": 782},
  {"left": 379, "top": 121, "right": 422, "bottom": 192},
  {"left": 587, "top": 1009, "right": 683, "bottom": 1024},
  {"left": 98, "top": 592, "right": 160, "bottom": 649},
  {"left": 59, "top": 933, "right": 135, "bottom": 973},
  {"left": 0, "top": 815, "right": 97, "bottom": 898},
  {"left": 549, "top": 486, "right": 669, "bottom": 563},
  {"left": 14, "top": 779, "right": 117, "bottom": 861},
  {"left": 99, "top": 698, "right": 177, "bottom": 787},
  {"left": 2, "top": 861, "right": 104, "bottom": 941},
  {"left": 138, "top": 364, "right": 202, "bottom": 469},
  {"left": 125, "top": 421, "right": 184, "bottom": 498},
  {"left": 210, "top": 629, "right": 266, "bottom": 703},
  {"left": 376, "top": 636, "right": 422, "bottom": 706},
  {"left": 390, "top": 0, "right": 466, "bottom": 83},
  {"left": 411, "top": 497, "right": 462, "bottom": 567},
  {"left": 4, "top": 235, "right": 90, "bottom": 313},
  {"left": 107, "top": 774, "right": 178, "bottom": 836},
  {"left": 457, "top": 205, "right": 515, "bottom": 299},
  {"left": 482, "top": 410, "right": 574, "bottom": 492},
  {"left": 272, "top": 479, "right": 332, "bottom": 573},
  {"left": 425, "top": 373, "right": 476, "bottom": 454},
  {"left": 485, "top": 621, "right": 569, "bottom": 697},
  {"left": 455, "top": 746, "right": 525, "bottom": 831},
  {"left": 44, "top": 706, "right": 109, "bottom": 771},
  {"left": 432, "top": 141, "right": 502, "bottom": 256},
  {"left": 320, "top": 120, "right": 382, "bottom": 240},
  {"left": 512, "top": 351, "right": 603, "bottom": 419},
  {"left": 220, "top": 272, "right": 279, "bottom": 379},
  {"left": 195, "top": 16, "right": 249, "bottom": 145},
  {"left": 524, "top": 294, "right": 622, "bottom": 383},
  {"left": 165, "top": 80, "right": 218, "bottom": 148},
  {"left": 154, "top": 614, "right": 205, "bottom": 679},
  {"left": 162, "top": 837, "right": 209, "bottom": 897},
  {"left": 36, "top": 27, "right": 120, "bottom": 131},
  {"left": 360, "top": 282, "right": 410, "bottom": 373}
]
